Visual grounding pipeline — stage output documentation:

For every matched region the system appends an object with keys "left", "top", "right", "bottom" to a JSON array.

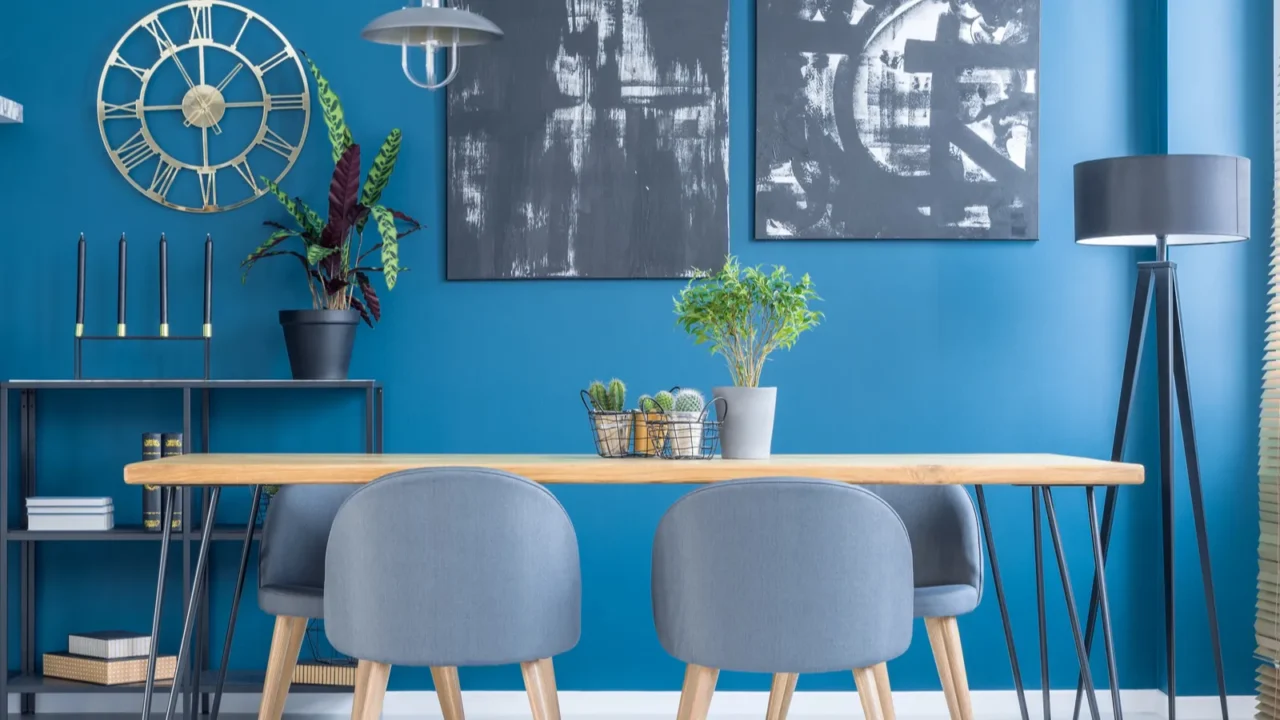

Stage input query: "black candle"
[
  {"left": 75, "top": 234, "right": 85, "bottom": 337},
  {"left": 203, "top": 235, "right": 212, "bottom": 337},
  {"left": 159, "top": 234, "right": 169, "bottom": 337},
  {"left": 117, "top": 233, "right": 127, "bottom": 337}
]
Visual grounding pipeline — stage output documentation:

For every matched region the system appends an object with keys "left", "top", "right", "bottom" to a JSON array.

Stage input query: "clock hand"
[
  {"left": 215, "top": 63, "right": 244, "bottom": 93},
  {"left": 169, "top": 51, "right": 198, "bottom": 91}
]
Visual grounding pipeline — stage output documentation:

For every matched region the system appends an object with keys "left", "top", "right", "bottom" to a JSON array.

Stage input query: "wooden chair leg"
[
  {"left": 925, "top": 617, "right": 964, "bottom": 720},
  {"left": 852, "top": 666, "right": 885, "bottom": 720},
  {"left": 355, "top": 661, "right": 391, "bottom": 720},
  {"left": 676, "top": 663, "right": 718, "bottom": 720},
  {"left": 939, "top": 616, "right": 974, "bottom": 720},
  {"left": 351, "top": 660, "right": 373, "bottom": 720},
  {"left": 521, "top": 657, "right": 562, "bottom": 720},
  {"left": 431, "top": 666, "right": 464, "bottom": 720},
  {"left": 258, "top": 615, "right": 307, "bottom": 720},
  {"left": 767, "top": 673, "right": 798, "bottom": 720},
  {"left": 873, "top": 663, "right": 896, "bottom": 720}
]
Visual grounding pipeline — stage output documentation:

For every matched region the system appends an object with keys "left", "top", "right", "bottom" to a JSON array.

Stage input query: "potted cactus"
[
  {"left": 585, "top": 379, "right": 631, "bottom": 457},
  {"left": 634, "top": 389, "right": 677, "bottom": 456},
  {"left": 667, "top": 389, "right": 707, "bottom": 458}
]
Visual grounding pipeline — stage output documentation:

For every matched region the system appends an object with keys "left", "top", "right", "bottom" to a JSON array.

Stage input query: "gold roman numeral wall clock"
[{"left": 96, "top": 0, "right": 310, "bottom": 213}]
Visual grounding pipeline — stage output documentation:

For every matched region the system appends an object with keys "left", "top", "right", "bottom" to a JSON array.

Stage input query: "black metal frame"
[
  {"left": 74, "top": 335, "right": 213, "bottom": 382},
  {"left": 976, "top": 483, "right": 1122, "bottom": 720},
  {"left": 0, "top": 378, "right": 382, "bottom": 720},
  {"left": 1071, "top": 258, "right": 1229, "bottom": 720}
]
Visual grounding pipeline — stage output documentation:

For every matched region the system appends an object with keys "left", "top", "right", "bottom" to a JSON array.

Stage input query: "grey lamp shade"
[
  {"left": 361, "top": 6, "right": 503, "bottom": 47},
  {"left": 1074, "top": 154, "right": 1250, "bottom": 247}
]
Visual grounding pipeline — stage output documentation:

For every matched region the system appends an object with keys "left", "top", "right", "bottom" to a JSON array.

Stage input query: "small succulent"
[
  {"left": 673, "top": 388, "right": 706, "bottom": 413},
  {"left": 587, "top": 378, "right": 627, "bottom": 412},
  {"left": 638, "top": 394, "right": 656, "bottom": 412},
  {"left": 653, "top": 390, "right": 676, "bottom": 412}
]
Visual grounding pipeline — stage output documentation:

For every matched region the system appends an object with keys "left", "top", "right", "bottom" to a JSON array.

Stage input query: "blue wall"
[
  {"left": 0, "top": 0, "right": 1264, "bottom": 696},
  {"left": 1162, "top": 0, "right": 1272, "bottom": 697}
]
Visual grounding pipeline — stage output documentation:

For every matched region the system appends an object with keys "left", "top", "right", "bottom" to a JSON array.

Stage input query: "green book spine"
[
  {"left": 160, "top": 433, "right": 184, "bottom": 531},
  {"left": 141, "top": 433, "right": 162, "bottom": 532}
]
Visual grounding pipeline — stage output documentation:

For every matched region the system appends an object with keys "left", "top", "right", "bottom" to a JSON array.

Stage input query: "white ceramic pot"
[{"left": 713, "top": 386, "right": 777, "bottom": 459}]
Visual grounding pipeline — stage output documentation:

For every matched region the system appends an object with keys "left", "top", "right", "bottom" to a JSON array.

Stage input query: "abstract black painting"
[
  {"left": 755, "top": 0, "right": 1039, "bottom": 240},
  {"left": 447, "top": 0, "right": 730, "bottom": 279}
]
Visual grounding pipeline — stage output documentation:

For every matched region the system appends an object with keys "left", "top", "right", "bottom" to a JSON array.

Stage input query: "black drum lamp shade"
[{"left": 1074, "top": 154, "right": 1251, "bottom": 246}]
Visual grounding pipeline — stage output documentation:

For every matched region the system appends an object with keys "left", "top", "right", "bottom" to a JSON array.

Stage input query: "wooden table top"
[{"left": 123, "top": 453, "right": 1143, "bottom": 487}]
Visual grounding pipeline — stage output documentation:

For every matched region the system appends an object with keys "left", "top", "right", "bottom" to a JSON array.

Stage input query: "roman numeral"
[
  {"left": 258, "top": 49, "right": 291, "bottom": 74},
  {"left": 142, "top": 16, "right": 178, "bottom": 56},
  {"left": 110, "top": 54, "right": 148, "bottom": 81},
  {"left": 149, "top": 159, "right": 181, "bottom": 199},
  {"left": 189, "top": 2, "right": 213, "bottom": 43},
  {"left": 230, "top": 15, "right": 253, "bottom": 50},
  {"left": 115, "top": 130, "right": 157, "bottom": 172},
  {"left": 198, "top": 169, "right": 217, "bottom": 207},
  {"left": 267, "top": 93, "right": 306, "bottom": 112},
  {"left": 232, "top": 158, "right": 259, "bottom": 192},
  {"left": 259, "top": 127, "right": 296, "bottom": 158},
  {"left": 102, "top": 100, "right": 140, "bottom": 120}
]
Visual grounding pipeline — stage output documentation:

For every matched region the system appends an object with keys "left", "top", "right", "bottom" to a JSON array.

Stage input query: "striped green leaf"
[
  {"left": 358, "top": 129, "right": 402, "bottom": 228},
  {"left": 305, "top": 56, "right": 353, "bottom": 164},
  {"left": 260, "top": 177, "right": 312, "bottom": 232},
  {"left": 371, "top": 205, "right": 400, "bottom": 290},
  {"left": 307, "top": 244, "right": 336, "bottom": 266},
  {"left": 241, "top": 229, "right": 297, "bottom": 281}
]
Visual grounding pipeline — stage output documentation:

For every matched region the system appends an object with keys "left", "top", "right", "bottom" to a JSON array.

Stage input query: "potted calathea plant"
[
  {"left": 675, "top": 257, "right": 821, "bottom": 458},
  {"left": 242, "top": 58, "right": 421, "bottom": 380}
]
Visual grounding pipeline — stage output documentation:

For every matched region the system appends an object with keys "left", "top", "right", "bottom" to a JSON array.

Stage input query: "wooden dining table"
[{"left": 123, "top": 453, "right": 1143, "bottom": 720}]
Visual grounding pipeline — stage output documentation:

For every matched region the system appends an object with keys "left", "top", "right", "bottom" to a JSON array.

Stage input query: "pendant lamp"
[{"left": 361, "top": 0, "right": 502, "bottom": 90}]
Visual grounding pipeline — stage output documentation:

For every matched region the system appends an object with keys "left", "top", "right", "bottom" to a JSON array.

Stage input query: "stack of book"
[
  {"left": 43, "top": 631, "right": 174, "bottom": 686},
  {"left": 26, "top": 498, "right": 113, "bottom": 532}
]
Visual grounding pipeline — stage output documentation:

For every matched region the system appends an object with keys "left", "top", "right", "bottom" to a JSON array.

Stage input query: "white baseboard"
[{"left": 8, "top": 689, "right": 1258, "bottom": 717}]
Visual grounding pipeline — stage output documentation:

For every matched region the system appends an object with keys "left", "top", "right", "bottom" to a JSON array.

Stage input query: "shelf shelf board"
[
  {"left": 7, "top": 670, "right": 345, "bottom": 694},
  {"left": 7, "top": 525, "right": 262, "bottom": 542},
  {"left": 3, "top": 379, "right": 378, "bottom": 390},
  {"left": 0, "top": 96, "right": 22, "bottom": 124}
]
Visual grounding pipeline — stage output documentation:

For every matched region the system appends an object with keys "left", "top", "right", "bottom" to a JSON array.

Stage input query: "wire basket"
[
  {"left": 582, "top": 390, "right": 636, "bottom": 457},
  {"left": 304, "top": 618, "right": 355, "bottom": 667},
  {"left": 646, "top": 398, "right": 726, "bottom": 460}
]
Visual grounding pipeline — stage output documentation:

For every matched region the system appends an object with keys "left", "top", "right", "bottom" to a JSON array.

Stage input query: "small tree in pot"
[
  {"left": 674, "top": 257, "right": 821, "bottom": 458},
  {"left": 241, "top": 58, "right": 421, "bottom": 380}
]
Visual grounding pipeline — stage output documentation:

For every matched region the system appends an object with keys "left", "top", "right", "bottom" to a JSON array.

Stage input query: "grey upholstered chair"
[
  {"left": 324, "top": 468, "right": 582, "bottom": 720},
  {"left": 257, "top": 484, "right": 359, "bottom": 720},
  {"left": 652, "top": 478, "right": 914, "bottom": 720},
  {"left": 770, "top": 485, "right": 983, "bottom": 720}
]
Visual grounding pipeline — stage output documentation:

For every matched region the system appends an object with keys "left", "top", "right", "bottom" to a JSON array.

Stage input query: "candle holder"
[{"left": 73, "top": 233, "right": 214, "bottom": 380}]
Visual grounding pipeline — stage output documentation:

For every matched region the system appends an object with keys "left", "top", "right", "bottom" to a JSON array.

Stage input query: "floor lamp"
[{"left": 1073, "top": 154, "right": 1251, "bottom": 720}]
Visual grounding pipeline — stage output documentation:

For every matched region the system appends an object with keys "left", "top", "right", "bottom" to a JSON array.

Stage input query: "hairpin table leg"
[
  {"left": 209, "top": 485, "right": 262, "bottom": 720},
  {"left": 975, "top": 486, "right": 1029, "bottom": 720},
  {"left": 141, "top": 487, "right": 176, "bottom": 720},
  {"left": 1043, "top": 487, "right": 1101, "bottom": 720},
  {"left": 164, "top": 488, "right": 221, "bottom": 720}
]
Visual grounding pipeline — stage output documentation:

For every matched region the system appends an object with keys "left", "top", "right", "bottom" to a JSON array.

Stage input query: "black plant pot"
[{"left": 279, "top": 309, "right": 360, "bottom": 380}]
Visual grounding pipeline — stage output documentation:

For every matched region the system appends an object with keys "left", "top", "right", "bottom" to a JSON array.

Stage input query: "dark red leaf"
[
  {"left": 356, "top": 272, "right": 381, "bottom": 322},
  {"left": 320, "top": 144, "right": 361, "bottom": 248},
  {"left": 349, "top": 297, "right": 373, "bottom": 327},
  {"left": 323, "top": 276, "right": 348, "bottom": 296}
]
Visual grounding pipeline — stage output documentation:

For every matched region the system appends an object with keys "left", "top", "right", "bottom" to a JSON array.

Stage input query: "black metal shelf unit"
[{"left": 0, "top": 379, "right": 383, "bottom": 719}]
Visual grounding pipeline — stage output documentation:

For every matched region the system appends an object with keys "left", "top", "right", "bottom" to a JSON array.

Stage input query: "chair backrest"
[
  {"left": 652, "top": 477, "right": 914, "bottom": 674},
  {"left": 867, "top": 485, "right": 983, "bottom": 597},
  {"left": 324, "top": 468, "right": 581, "bottom": 667},
  {"left": 260, "top": 484, "right": 360, "bottom": 592}
]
